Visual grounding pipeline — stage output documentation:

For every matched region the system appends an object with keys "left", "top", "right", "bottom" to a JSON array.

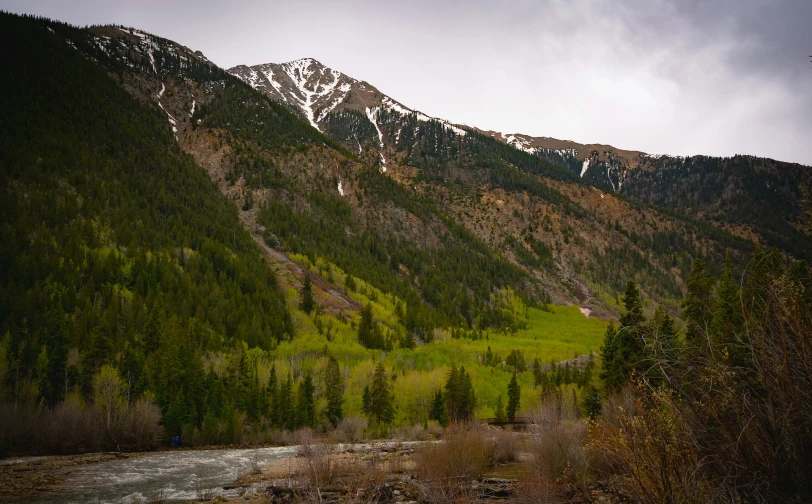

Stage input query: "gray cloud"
[{"left": 2, "top": 0, "right": 810, "bottom": 164}]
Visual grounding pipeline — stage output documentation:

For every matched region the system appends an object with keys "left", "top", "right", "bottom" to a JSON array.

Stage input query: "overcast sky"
[{"left": 4, "top": 0, "right": 811, "bottom": 164}]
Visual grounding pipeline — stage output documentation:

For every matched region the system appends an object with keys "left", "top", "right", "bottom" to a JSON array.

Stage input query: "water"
[
  {"left": 0, "top": 456, "right": 49, "bottom": 466},
  {"left": 20, "top": 445, "right": 298, "bottom": 503}
]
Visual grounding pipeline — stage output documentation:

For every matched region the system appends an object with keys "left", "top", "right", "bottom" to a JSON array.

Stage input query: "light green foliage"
[
  {"left": 271, "top": 258, "right": 606, "bottom": 424},
  {"left": 93, "top": 364, "right": 125, "bottom": 430}
]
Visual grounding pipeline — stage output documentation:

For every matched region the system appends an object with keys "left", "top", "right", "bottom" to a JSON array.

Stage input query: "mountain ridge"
[{"left": 230, "top": 57, "right": 811, "bottom": 260}]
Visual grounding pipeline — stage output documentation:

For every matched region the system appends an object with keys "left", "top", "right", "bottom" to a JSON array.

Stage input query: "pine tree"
[
  {"left": 582, "top": 384, "right": 602, "bottom": 418},
  {"left": 458, "top": 366, "right": 475, "bottom": 421},
  {"left": 365, "top": 362, "right": 394, "bottom": 425},
  {"left": 296, "top": 373, "right": 316, "bottom": 428},
  {"left": 609, "top": 280, "right": 649, "bottom": 388},
  {"left": 358, "top": 303, "right": 381, "bottom": 349},
  {"left": 324, "top": 355, "right": 344, "bottom": 427},
  {"left": 506, "top": 349, "right": 526, "bottom": 372},
  {"left": 300, "top": 274, "right": 315, "bottom": 314},
  {"left": 712, "top": 253, "right": 746, "bottom": 366},
  {"left": 345, "top": 274, "right": 356, "bottom": 292},
  {"left": 506, "top": 372, "right": 521, "bottom": 421},
  {"left": 599, "top": 323, "right": 622, "bottom": 390},
  {"left": 429, "top": 389, "right": 448, "bottom": 426},
  {"left": 532, "top": 357, "right": 543, "bottom": 387},
  {"left": 682, "top": 259, "right": 716, "bottom": 348}
]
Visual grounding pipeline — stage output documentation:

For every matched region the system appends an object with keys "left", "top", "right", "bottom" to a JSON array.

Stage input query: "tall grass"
[
  {"left": 517, "top": 392, "right": 592, "bottom": 503},
  {"left": 415, "top": 424, "right": 495, "bottom": 503}
]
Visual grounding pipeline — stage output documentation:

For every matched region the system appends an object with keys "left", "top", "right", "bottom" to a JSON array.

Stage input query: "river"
[{"left": 12, "top": 445, "right": 299, "bottom": 503}]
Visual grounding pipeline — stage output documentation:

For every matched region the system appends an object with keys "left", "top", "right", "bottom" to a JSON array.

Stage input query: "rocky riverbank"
[{"left": 0, "top": 452, "right": 142, "bottom": 500}]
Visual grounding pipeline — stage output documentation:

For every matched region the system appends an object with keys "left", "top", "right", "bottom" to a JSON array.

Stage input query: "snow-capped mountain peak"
[
  {"left": 228, "top": 59, "right": 467, "bottom": 137},
  {"left": 230, "top": 58, "right": 358, "bottom": 130}
]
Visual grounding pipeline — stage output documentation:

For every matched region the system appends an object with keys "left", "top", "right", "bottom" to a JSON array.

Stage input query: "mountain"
[
  {"left": 1, "top": 12, "right": 808, "bottom": 455},
  {"left": 482, "top": 130, "right": 812, "bottom": 260},
  {"left": 229, "top": 59, "right": 469, "bottom": 171},
  {"left": 230, "top": 59, "right": 812, "bottom": 262},
  {"left": 227, "top": 58, "right": 768, "bottom": 317},
  {"left": 2, "top": 16, "right": 810, "bottom": 503}
]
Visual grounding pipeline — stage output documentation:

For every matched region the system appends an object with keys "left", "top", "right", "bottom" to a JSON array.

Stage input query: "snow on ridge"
[
  {"left": 120, "top": 28, "right": 146, "bottom": 39},
  {"left": 537, "top": 147, "right": 579, "bottom": 157},
  {"left": 366, "top": 107, "right": 386, "bottom": 172},
  {"left": 505, "top": 134, "right": 534, "bottom": 153},
  {"left": 380, "top": 97, "right": 466, "bottom": 136}
]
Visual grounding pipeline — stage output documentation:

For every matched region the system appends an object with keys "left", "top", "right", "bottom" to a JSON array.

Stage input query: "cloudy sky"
[{"left": 4, "top": 0, "right": 811, "bottom": 164}]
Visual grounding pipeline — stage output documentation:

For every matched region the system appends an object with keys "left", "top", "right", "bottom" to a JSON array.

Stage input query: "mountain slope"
[
  {"left": 229, "top": 59, "right": 469, "bottom": 170},
  {"left": 481, "top": 131, "right": 812, "bottom": 260},
  {"left": 230, "top": 58, "right": 760, "bottom": 316},
  {"left": 0, "top": 14, "right": 293, "bottom": 409},
  {"left": 233, "top": 58, "right": 811, "bottom": 264}
]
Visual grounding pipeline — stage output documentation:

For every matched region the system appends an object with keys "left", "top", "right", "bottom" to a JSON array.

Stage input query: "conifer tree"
[
  {"left": 506, "top": 349, "right": 526, "bottom": 372},
  {"left": 364, "top": 362, "right": 394, "bottom": 425},
  {"left": 458, "top": 366, "right": 475, "bottom": 420},
  {"left": 611, "top": 280, "right": 649, "bottom": 388},
  {"left": 507, "top": 372, "right": 521, "bottom": 421},
  {"left": 357, "top": 303, "right": 386, "bottom": 349},
  {"left": 296, "top": 373, "right": 316, "bottom": 428},
  {"left": 429, "top": 389, "right": 448, "bottom": 426},
  {"left": 324, "top": 355, "right": 344, "bottom": 427},
  {"left": 599, "top": 323, "right": 621, "bottom": 390},
  {"left": 712, "top": 253, "right": 746, "bottom": 366},
  {"left": 300, "top": 274, "right": 315, "bottom": 314},
  {"left": 582, "top": 384, "right": 601, "bottom": 418},
  {"left": 445, "top": 364, "right": 477, "bottom": 422},
  {"left": 485, "top": 346, "right": 495, "bottom": 367},
  {"left": 682, "top": 259, "right": 716, "bottom": 348},
  {"left": 532, "top": 357, "right": 543, "bottom": 387}
]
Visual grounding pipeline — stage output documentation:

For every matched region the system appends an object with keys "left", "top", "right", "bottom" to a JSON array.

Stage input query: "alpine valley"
[{"left": 1, "top": 12, "right": 811, "bottom": 504}]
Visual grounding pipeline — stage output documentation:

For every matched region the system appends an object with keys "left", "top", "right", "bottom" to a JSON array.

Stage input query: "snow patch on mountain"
[
  {"left": 504, "top": 134, "right": 534, "bottom": 153},
  {"left": 266, "top": 59, "right": 355, "bottom": 131},
  {"left": 366, "top": 106, "right": 386, "bottom": 171},
  {"left": 581, "top": 159, "right": 590, "bottom": 177},
  {"left": 381, "top": 97, "right": 466, "bottom": 137}
]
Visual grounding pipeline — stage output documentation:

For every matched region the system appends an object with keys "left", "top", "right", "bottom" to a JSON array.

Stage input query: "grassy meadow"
[{"left": 256, "top": 254, "right": 608, "bottom": 426}]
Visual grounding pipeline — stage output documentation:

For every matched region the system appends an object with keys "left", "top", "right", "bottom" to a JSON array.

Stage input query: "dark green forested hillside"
[
  {"left": 620, "top": 155, "right": 812, "bottom": 260},
  {"left": 0, "top": 14, "right": 295, "bottom": 443}
]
